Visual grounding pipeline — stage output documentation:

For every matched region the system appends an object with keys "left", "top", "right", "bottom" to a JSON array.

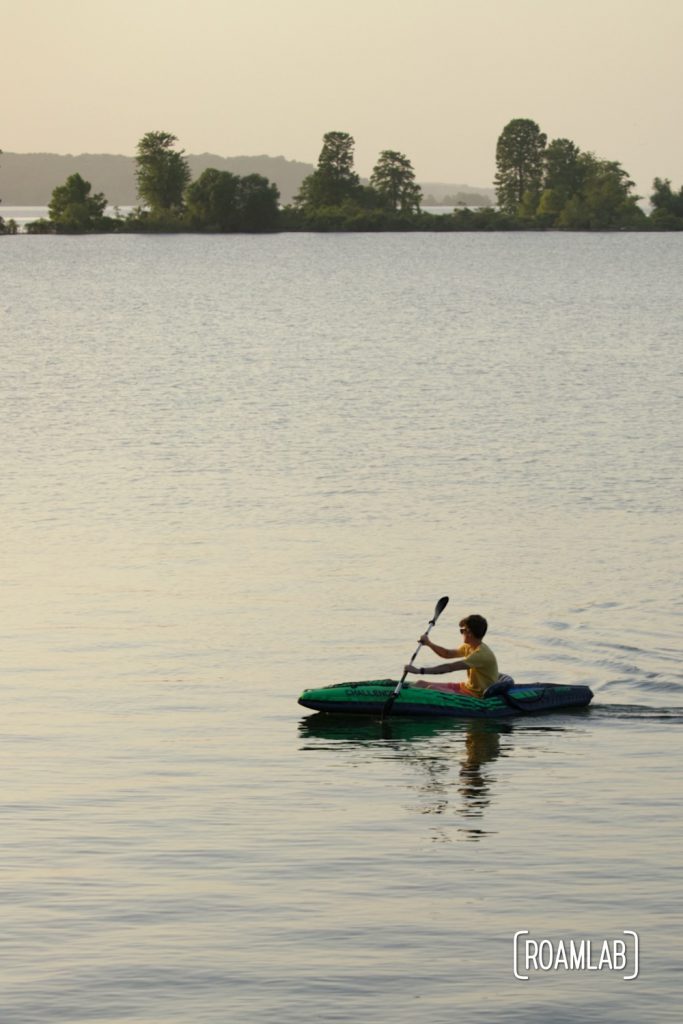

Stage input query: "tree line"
[
  {"left": 17, "top": 132, "right": 281, "bottom": 234},
  {"left": 492, "top": 118, "right": 681, "bottom": 230},
  {"left": 2, "top": 124, "right": 683, "bottom": 234},
  {"left": 16, "top": 130, "right": 425, "bottom": 234},
  {"left": 287, "top": 123, "right": 681, "bottom": 231}
]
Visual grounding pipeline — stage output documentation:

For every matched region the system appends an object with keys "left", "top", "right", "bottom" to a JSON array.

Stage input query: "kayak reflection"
[
  {"left": 298, "top": 712, "right": 475, "bottom": 744},
  {"left": 298, "top": 714, "right": 512, "bottom": 840}
]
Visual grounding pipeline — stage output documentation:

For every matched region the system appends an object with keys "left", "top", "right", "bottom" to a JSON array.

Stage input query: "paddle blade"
[{"left": 431, "top": 595, "right": 449, "bottom": 625}]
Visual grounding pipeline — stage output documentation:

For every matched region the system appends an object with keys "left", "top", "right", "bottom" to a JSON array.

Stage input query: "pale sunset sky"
[{"left": 2, "top": 0, "right": 681, "bottom": 192}]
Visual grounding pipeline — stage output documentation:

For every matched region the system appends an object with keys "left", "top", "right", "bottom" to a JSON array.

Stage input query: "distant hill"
[
  {"left": 0, "top": 152, "right": 495, "bottom": 208},
  {"left": 0, "top": 152, "right": 315, "bottom": 206}
]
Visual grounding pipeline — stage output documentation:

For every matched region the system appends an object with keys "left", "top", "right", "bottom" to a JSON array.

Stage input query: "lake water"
[{"left": 1, "top": 232, "right": 681, "bottom": 1023}]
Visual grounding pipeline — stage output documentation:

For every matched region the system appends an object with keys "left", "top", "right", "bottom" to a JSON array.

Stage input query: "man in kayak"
[{"left": 403, "top": 613, "right": 498, "bottom": 698}]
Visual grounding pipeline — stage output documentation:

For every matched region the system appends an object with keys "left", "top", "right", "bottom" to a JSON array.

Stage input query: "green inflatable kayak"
[{"left": 298, "top": 679, "right": 594, "bottom": 719}]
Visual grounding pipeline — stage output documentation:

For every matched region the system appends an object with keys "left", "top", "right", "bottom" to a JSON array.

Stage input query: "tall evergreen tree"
[
  {"left": 295, "top": 132, "right": 361, "bottom": 208},
  {"left": 494, "top": 118, "right": 547, "bottom": 214},
  {"left": 370, "top": 150, "right": 422, "bottom": 213}
]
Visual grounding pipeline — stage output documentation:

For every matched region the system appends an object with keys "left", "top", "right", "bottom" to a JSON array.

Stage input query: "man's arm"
[
  {"left": 405, "top": 660, "right": 469, "bottom": 676},
  {"left": 420, "top": 634, "right": 461, "bottom": 659}
]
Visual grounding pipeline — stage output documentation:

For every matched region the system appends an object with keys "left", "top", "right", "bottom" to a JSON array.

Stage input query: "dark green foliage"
[
  {"left": 122, "top": 208, "right": 186, "bottom": 232},
  {"left": 0, "top": 216, "right": 19, "bottom": 234},
  {"left": 282, "top": 203, "right": 424, "bottom": 232},
  {"left": 537, "top": 138, "right": 585, "bottom": 221},
  {"left": 353, "top": 185, "right": 385, "bottom": 210},
  {"left": 125, "top": 166, "right": 281, "bottom": 233},
  {"left": 450, "top": 207, "right": 519, "bottom": 231},
  {"left": 234, "top": 174, "right": 280, "bottom": 231},
  {"left": 14, "top": 126, "right": 683, "bottom": 234},
  {"left": 543, "top": 138, "right": 584, "bottom": 197},
  {"left": 650, "top": 177, "right": 683, "bottom": 216},
  {"left": 649, "top": 178, "right": 683, "bottom": 229},
  {"left": 494, "top": 119, "right": 547, "bottom": 214},
  {"left": 47, "top": 173, "right": 110, "bottom": 232},
  {"left": 370, "top": 150, "right": 422, "bottom": 213},
  {"left": 135, "top": 131, "right": 191, "bottom": 214},
  {"left": 24, "top": 218, "right": 56, "bottom": 234},
  {"left": 295, "top": 132, "right": 361, "bottom": 209},
  {"left": 495, "top": 120, "right": 647, "bottom": 230},
  {"left": 555, "top": 155, "right": 646, "bottom": 230},
  {"left": 280, "top": 204, "right": 518, "bottom": 232},
  {"left": 292, "top": 134, "right": 426, "bottom": 226},
  {"left": 185, "top": 169, "right": 241, "bottom": 230},
  {"left": 184, "top": 169, "right": 280, "bottom": 232}
]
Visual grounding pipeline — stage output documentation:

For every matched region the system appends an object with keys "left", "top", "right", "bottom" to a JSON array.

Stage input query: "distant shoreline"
[
  {"left": 0, "top": 152, "right": 495, "bottom": 209},
  {"left": 3, "top": 212, "right": 676, "bottom": 235}
]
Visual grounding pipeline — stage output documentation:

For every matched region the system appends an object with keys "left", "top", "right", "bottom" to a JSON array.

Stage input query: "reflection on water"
[
  {"left": 298, "top": 713, "right": 600, "bottom": 844},
  {"left": 299, "top": 715, "right": 519, "bottom": 841},
  {"left": 298, "top": 713, "right": 466, "bottom": 744},
  {"left": 403, "top": 721, "right": 506, "bottom": 842},
  {"left": 457, "top": 722, "right": 502, "bottom": 834}
]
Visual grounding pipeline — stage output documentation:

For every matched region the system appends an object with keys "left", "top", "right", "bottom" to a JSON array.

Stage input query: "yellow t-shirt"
[{"left": 456, "top": 641, "right": 499, "bottom": 697}]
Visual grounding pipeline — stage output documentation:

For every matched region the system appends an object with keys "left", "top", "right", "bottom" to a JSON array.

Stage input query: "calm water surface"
[{"left": 1, "top": 232, "right": 682, "bottom": 1023}]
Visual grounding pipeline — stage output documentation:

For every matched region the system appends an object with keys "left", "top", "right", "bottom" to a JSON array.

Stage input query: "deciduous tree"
[
  {"left": 557, "top": 155, "right": 644, "bottom": 229},
  {"left": 649, "top": 178, "right": 683, "bottom": 228},
  {"left": 48, "top": 173, "right": 108, "bottom": 231},
  {"left": 535, "top": 138, "right": 584, "bottom": 223},
  {"left": 135, "top": 131, "right": 190, "bottom": 214},
  {"left": 543, "top": 138, "right": 583, "bottom": 198},
  {"left": 185, "top": 169, "right": 280, "bottom": 231},
  {"left": 185, "top": 168, "right": 240, "bottom": 230},
  {"left": 235, "top": 174, "right": 280, "bottom": 231}
]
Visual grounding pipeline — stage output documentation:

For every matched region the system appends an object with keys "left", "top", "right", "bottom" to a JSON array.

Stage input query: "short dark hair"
[{"left": 460, "top": 614, "right": 488, "bottom": 639}]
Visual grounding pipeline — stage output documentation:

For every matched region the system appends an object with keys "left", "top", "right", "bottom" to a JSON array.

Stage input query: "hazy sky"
[{"left": 2, "top": 0, "right": 681, "bottom": 191}]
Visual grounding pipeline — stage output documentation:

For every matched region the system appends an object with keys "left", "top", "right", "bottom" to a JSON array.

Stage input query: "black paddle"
[{"left": 381, "top": 596, "right": 449, "bottom": 720}]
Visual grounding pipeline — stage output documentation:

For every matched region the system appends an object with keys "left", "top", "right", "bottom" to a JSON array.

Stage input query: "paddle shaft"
[
  {"left": 399, "top": 621, "right": 438, "bottom": 687},
  {"left": 381, "top": 596, "right": 449, "bottom": 719}
]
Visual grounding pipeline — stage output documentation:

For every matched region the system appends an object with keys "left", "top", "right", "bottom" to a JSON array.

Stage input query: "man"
[{"left": 403, "top": 613, "right": 499, "bottom": 698}]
